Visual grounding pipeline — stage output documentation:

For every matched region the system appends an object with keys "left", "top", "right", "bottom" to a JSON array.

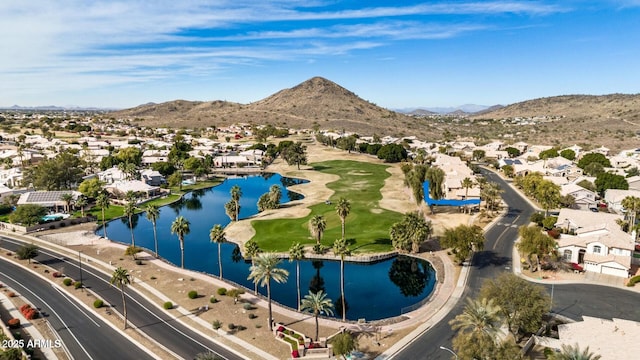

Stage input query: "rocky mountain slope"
[{"left": 110, "top": 79, "right": 640, "bottom": 151}]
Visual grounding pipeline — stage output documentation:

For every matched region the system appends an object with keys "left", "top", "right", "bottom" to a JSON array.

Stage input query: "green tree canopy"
[
  {"left": 281, "top": 142, "right": 308, "bottom": 169},
  {"left": 517, "top": 225, "right": 557, "bottom": 272},
  {"left": 440, "top": 224, "right": 485, "bottom": 263},
  {"left": 505, "top": 147, "right": 520, "bottom": 158},
  {"left": 9, "top": 204, "right": 47, "bottom": 226},
  {"left": 595, "top": 172, "right": 628, "bottom": 195},
  {"left": 479, "top": 273, "right": 551, "bottom": 341},
  {"left": 115, "top": 147, "right": 142, "bottom": 166},
  {"left": 559, "top": 149, "right": 576, "bottom": 160},
  {"left": 376, "top": 143, "right": 408, "bottom": 163},
  {"left": 577, "top": 152, "right": 611, "bottom": 169},
  {"left": 539, "top": 148, "right": 559, "bottom": 159},
  {"left": 16, "top": 243, "right": 39, "bottom": 263},
  {"left": 78, "top": 178, "right": 104, "bottom": 199},
  {"left": 24, "top": 150, "right": 85, "bottom": 190}
]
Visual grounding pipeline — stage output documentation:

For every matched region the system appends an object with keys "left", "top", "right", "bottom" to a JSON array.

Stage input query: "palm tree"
[
  {"left": 449, "top": 297, "right": 503, "bottom": 342},
  {"left": 335, "top": 198, "right": 351, "bottom": 240},
  {"left": 621, "top": 196, "right": 640, "bottom": 236},
  {"left": 170, "top": 216, "right": 191, "bottom": 269},
  {"left": 244, "top": 239, "right": 262, "bottom": 295},
  {"left": 300, "top": 290, "right": 334, "bottom": 341},
  {"left": 308, "top": 215, "right": 327, "bottom": 245},
  {"left": 288, "top": 242, "right": 305, "bottom": 311},
  {"left": 461, "top": 177, "right": 474, "bottom": 214},
  {"left": 333, "top": 238, "right": 351, "bottom": 321},
  {"left": 96, "top": 192, "right": 110, "bottom": 239},
  {"left": 145, "top": 204, "right": 160, "bottom": 258},
  {"left": 209, "top": 224, "right": 226, "bottom": 279},
  {"left": 110, "top": 267, "right": 131, "bottom": 329},
  {"left": 247, "top": 253, "right": 289, "bottom": 331},
  {"left": 230, "top": 185, "right": 242, "bottom": 222},
  {"left": 60, "top": 193, "right": 74, "bottom": 213},
  {"left": 75, "top": 196, "right": 87, "bottom": 217},
  {"left": 123, "top": 200, "right": 137, "bottom": 252},
  {"left": 550, "top": 344, "right": 602, "bottom": 360}
]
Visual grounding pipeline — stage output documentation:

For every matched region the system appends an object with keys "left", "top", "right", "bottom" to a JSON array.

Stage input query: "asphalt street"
[
  {"left": 1, "top": 236, "right": 246, "bottom": 360},
  {"left": 392, "top": 170, "right": 640, "bottom": 360},
  {"left": 0, "top": 257, "right": 155, "bottom": 360}
]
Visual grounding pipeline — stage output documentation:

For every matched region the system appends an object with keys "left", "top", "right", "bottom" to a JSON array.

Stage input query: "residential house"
[
  {"left": 560, "top": 183, "right": 598, "bottom": 210},
  {"left": 604, "top": 189, "right": 640, "bottom": 214},
  {"left": 0, "top": 167, "right": 23, "bottom": 188},
  {"left": 555, "top": 209, "right": 633, "bottom": 278},
  {"left": 104, "top": 180, "right": 160, "bottom": 199},
  {"left": 0, "top": 184, "right": 14, "bottom": 202},
  {"left": 97, "top": 166, "right": 129, "bottom": 184},
  {"left": 17, "top": 190, "right": 82, "bottom": 213},
  {"left": 534, "top": 316, "right": 640, "bottom": 360},
  {"left": 140, "top": 169, "right": 166, "bottom": 186},
  {"left": 626, "top": 175, "right": 640, "bottom": 191}
]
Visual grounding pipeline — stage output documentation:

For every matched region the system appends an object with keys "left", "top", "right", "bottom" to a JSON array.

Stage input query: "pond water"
[{"left": 102, "top": 173, "right": 437, "bottom": 321}]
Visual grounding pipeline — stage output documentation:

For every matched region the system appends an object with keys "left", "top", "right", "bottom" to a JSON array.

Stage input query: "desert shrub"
[
  {"left": 255, "top": 324, "right": 262, "bottom": 329},
  {"left": 125, "top": 246, "right": 142, "bottom": 257},
  {"left": 212, "top": 320, "right": 222, "bottom": 330},
  {"left": 248, "top": 313, "right": 257, "bottom": 319},
  {"left": 209, "top": 296, "right": 218, "bottom": 304},
  {"left": 227, "top": 288, "right": 244, "bottom": 298},
  {"left": 52, "top": 272, "right": 62, "bottom": 278},
  {"left": 188, "top": 290, "right": 198, "bottom": 299},
  {"left": 19, "top": 304, "right": 38, "bottom": 320},
  {"left": 63, "top": 278, "right": 73, "bottom": 286},
  {"left": 627, "top": 275, "right": 640, "bottom": 287},
  {"left": 135, "top": 259, "right": 144, "bottom": 265},
  {"left": 163, "top": 301, "right": 173, "bottom": 309},
  {"left": 216, "top": 287, "right": 227, "bottom": 296},
  {"left": 243, "top": 303, "right": 253, "bottom": 311},
  {"left": 74, "top": 281, "right": 82, "bottom": 289},
  {"left": 7, "top": 318, "right": 20, "bottom": 328},
  {"left": 7, "top": 291, "right": 16, "bottom": 297},
  {"left": 150, "top": 276, "right": 157, "bottom": 280},
  {"left": 236, "top": 325, "right": 246, "bottom": 331},
  {"left": 227, "top": 323, "right": 236, "bottom": 330},
  {"left": 542, "top": 216, "right": 558, "bottom": 230},
  {"left": 530, "top": 212, "right": 545, "bottom": 226},
  {"left": 93, "top": 299, "right": 104, "bottom": 308}
]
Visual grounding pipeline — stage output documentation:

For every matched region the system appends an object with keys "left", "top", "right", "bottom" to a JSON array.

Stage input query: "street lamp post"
[
  {"left": 439, "top": 346, "right": 458, "bottom": 360},
  {"left": 78, "top": 250, "right": 83, "bottom": 292}
]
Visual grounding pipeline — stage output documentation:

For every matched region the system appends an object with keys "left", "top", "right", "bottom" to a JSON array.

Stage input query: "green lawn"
[{"left": 251, "top": 160, "right": 403, "bottom": 253}]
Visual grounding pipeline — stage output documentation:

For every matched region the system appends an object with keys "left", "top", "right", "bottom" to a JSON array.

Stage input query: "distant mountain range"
[
  {"left": 396, "top": 104, "right": 502, "bottom": 115},
  {"left": 0, "top": 105, "right": 114, "bottom": 111}
]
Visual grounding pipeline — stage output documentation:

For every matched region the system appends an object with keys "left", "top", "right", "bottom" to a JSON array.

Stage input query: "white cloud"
[{"left": 0, "top": 1, "right": 566, "bottom": 105}]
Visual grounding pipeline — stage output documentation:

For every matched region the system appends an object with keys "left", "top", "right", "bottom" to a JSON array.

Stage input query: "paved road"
[
  {"left": 1, "top": 236, "right": 246, "bottom": 360},
  {"left": 0, "top": 257, "right": 155, "bottom": 360},
  {"left": 392, "top": 170, "right": 640, "bottom": 359}
]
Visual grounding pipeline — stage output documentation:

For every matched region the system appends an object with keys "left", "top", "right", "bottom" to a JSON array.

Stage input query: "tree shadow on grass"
[{"left": 351, "top": 237, "right": 391, "bottom": 252}]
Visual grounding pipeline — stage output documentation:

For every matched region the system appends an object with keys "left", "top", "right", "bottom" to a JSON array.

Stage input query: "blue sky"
[{"left": 1, "top": 1, "right": 639, "bottom": 109}]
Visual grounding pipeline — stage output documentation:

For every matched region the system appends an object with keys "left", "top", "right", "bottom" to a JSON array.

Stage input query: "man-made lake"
[{"left": 103, "top": 173, "right": 437, "bottom": 321}]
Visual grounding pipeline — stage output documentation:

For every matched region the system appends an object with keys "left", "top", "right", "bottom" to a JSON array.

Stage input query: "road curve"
[
  {"left": 391, "top": 170, "right": 640, "bottom": 359},
  {"left": 0, "top": 257, "right": 155, "bottom": 360},
  {"left": 1, "top": 236, "right": 246, "bottom": 360}
]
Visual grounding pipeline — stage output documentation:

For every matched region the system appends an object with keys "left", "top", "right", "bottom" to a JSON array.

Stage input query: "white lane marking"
[{"left": 0, "top": 270, "right": 93, "bottom": 360}]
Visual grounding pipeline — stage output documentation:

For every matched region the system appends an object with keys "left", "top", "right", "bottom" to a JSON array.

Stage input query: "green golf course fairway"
[{"left": 250, "top": 160, "right": 404, "bottom": 253}]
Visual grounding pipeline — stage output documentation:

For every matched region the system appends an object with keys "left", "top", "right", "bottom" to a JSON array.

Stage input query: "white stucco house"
[
  {"left": 534, "top": 316, "right": 640, "bottom": 360},
  {"left": 560, "top": 183, "right": 598, "bottom": 210},
  {"left": 604, "top": 188, "right": 640, "bottom": 214},
  {"left": 555, "top": 209, "right": 634, "bottom": 278}
]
